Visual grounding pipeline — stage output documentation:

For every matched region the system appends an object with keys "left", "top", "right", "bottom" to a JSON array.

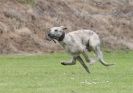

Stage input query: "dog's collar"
[{"left": 58, "top": 32, "right": 65, "bottom": 42}]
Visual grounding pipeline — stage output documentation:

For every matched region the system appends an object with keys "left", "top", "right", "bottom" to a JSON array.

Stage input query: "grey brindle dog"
[{"left": 47, "top": 26, "right": 113, "bottom": 73}]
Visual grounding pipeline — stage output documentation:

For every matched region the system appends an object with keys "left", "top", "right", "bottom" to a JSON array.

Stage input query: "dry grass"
[{"left": 0, "top": 0, "right": 132, "bottom": 54}]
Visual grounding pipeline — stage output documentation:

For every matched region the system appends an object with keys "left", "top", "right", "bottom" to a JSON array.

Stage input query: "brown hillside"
[{"left": 0, "top": 0, "right": 133, "bottom": 54}]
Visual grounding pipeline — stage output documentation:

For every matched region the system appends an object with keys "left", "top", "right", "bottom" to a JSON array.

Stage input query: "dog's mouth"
[
  {"left": 49, "top": 34, "right": 58, "bottom": 40},
  {"left": 46, "top": 31, "right": 65, "bottom": 42},
  {"left": 46, "top": 33, "right": 57, "bottom": 43}
]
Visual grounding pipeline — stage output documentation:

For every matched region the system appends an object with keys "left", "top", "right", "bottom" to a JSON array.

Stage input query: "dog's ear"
[{"left": 60, "top": 26, "right": 67, "bottom": 30}]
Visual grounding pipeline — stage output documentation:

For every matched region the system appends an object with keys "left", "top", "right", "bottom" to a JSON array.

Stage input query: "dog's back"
[{"left": 66, "top": 30, "right": 100, "bottom": 47}]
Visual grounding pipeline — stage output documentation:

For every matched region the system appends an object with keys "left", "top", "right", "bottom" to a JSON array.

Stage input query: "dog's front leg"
[
  {"left": 76, "top": 56, "right": 90, "bottom": 73},
  {"left": 61, "top": 56, "right": 77, "bottom": 65}
]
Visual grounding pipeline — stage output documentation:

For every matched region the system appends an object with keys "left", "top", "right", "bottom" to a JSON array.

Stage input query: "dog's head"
[{"left": 47, "top": 26, "right": 67, "bottom": 42}]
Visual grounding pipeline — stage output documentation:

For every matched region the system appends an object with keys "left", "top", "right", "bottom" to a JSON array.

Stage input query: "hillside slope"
[{"left": 0, "top": 0, "right": 133, "bottom": 54}]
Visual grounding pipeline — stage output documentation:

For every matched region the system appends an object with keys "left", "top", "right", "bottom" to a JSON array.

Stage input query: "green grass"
[
  {"left": 0, "top": 51, "right": 132, "bottom": 93},
  {"left": 16, "top": 0, "right": 36, "bottom": 6}
]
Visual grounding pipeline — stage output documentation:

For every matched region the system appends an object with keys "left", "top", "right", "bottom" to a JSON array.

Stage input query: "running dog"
[{"left": 47, "top": 26, "right": 113, "bottom": 73}]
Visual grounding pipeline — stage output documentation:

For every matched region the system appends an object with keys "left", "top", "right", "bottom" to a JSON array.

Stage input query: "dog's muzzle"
[
  {"left": 46, "top": 32, "right": 57, "bottom": 43},
  {"left": 48, "top": 33, "right": 57, "bottom": 40},
  {"left": 46, "top": 32, "right": 65, "bottom": 42}
]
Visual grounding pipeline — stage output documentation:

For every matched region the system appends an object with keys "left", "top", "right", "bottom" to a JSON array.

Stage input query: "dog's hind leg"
[
  {"left": 61, "top": 57, "right": 77, "bottom": 65},
  {"left": 76, "top": 56, "right": 90, "bottom": 73},
  {"left": 94, "top": 45, "right": 114, "bottom": 66},
  {"left": 82, "top": 51, "right": 96, "bottom": 64}
]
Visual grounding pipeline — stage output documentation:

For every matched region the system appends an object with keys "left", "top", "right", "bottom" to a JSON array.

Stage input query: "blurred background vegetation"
[{"left": 0, "top": 0, "right": 132, "bottom": 54}]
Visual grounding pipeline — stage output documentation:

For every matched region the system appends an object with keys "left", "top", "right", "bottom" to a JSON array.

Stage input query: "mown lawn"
[{"left": 0, "top": 51, "right": 132, "bottom": 93}]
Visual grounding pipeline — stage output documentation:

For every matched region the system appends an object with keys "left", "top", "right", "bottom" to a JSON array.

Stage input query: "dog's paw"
[
  {"left": 89, "top": 59, "right": 96, "bottom": 65},
  {"left": 61, "top": 62, "right": 66, "bottom": 65}
]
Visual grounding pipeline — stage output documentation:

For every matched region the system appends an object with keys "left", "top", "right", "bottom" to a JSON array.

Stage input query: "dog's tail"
[
  {"left": 95, "top": 45, "right": 114, "bottom": 66},
  {"left": 99, "top": 59, "right": 114, "bottom": 66}
]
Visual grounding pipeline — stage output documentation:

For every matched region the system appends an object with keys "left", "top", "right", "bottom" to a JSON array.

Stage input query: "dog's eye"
[{"left": 55, "top": 30, "right": 58, "bottom": 32}]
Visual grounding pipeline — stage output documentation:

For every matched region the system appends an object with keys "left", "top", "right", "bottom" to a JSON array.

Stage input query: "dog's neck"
[{"left": 58, "top": 32, "right": 65, "bottom": 42}]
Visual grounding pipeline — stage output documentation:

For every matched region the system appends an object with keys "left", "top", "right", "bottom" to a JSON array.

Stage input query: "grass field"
[{"left": 0, "top": 51, "right": 132, "bottom": 93}]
